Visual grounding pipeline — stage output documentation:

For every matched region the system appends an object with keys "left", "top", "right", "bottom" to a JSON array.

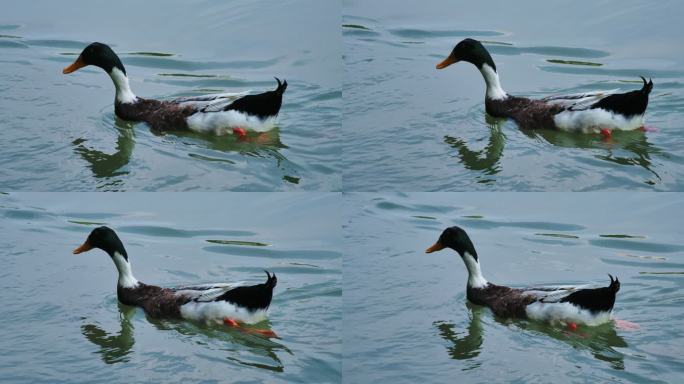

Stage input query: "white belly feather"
[
  {"left": 553, "top": 108, "right": 644, "bottom": 133},
  {"left": 525, "top": 302, "right": 612, "bottom": 326},
  {"left": 180, "top": 301, "right": 268, "bottom": 325},
  {"left": 186, "top": 110, "right": 276, "bottom": 135}
]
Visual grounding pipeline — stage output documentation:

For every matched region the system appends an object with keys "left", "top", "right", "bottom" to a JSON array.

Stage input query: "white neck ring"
[
  {"left": 109, "top": 68, "right": 137, "bottom": 104},
  {"left": 112, "top": 251, "right": 139, "bottom": 288},
  {"left": 480, "top": 64, "right": 507, "bottom": 100},
  {"left": 462, "top": 252, "right": 488, "bottom": 288}
]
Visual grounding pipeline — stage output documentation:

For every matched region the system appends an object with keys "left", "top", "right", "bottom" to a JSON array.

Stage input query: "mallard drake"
[
  {"left": 73, "top": 226, "right": 277, "bottom": 329},
  {"left": 425, "top": 226, "right": 620, "bottom": 326},
  {"left": 437, "top": 38, "right": 652, "bottom": 134},
  {"left": 63, "top": 42, "right": 287, "bottom": 136}
]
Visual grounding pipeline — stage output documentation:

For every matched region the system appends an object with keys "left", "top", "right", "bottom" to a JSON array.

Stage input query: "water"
[
  {"left": 343, "top": 0, "right": 684, "bottom": 191},
  {"left": 343, "top": 193, "right": 684, "bottom": 383},
  {"left": 0, "top": 192, "right": 341, "bottom": 383},
  {"left": 0, "top": 0, "right": 340, "bottom": 191},
  {"left": 3, "top": 1, "right": 684, "bottom": 383}
]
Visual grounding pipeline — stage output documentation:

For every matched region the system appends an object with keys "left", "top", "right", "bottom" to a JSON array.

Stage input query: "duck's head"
[
  {"left": 73, "top": 226, "right": 128, "bottom": 260},
  {"left": 436, "top": 38, "right": 496, "bottom": 72},
  {"left": 63, "top": 42, "right": 126, "bottom": 75},
  {"left": 425, "top": 225, "right": 478, "bottom": 261}
]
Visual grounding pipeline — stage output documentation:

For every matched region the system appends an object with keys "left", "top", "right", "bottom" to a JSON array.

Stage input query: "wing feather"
[
  {"left": 541, "top": 89, "right": 621, "bottom": 110},
  {"left": 172, "top": 91, "right": 252, "bottom": 110},
  {"left": 522, "top": 284, "right": 591, "bottom": 303},
  {"left": 174, "top": 282, "right": 247, "bottom": 302}
]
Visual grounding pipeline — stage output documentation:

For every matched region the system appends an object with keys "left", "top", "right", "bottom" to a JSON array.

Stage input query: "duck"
[
  {"left": 73, "top": 226, "right": 277, "bottom": 332},
  {"left": 63, "top": 42, "right": 287, "bottom": 136},
  {"left": 425, "top": 226, "right": 620, "bottom": 326},
  {"left": 436, "top": 38, "right": 652, "bottom": 134}
]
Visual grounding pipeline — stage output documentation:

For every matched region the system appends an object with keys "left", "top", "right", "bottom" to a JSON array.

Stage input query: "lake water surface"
[
  {"left": 343, "top": 193, "right": 684, "bottom": 383},
  {"left": 343, "top": 0, "right": 684, "bottom": 191},
  {"left": 0, "top": 192, "right": 341, "bottom": 383},
  {"left": 1, "top": 0, "right": 340, "bottom": 191},
  {"left": 3, "top": 1, "right": 684, "bottom": 383}
]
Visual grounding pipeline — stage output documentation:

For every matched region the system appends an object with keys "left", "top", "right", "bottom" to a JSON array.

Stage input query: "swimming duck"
[
  {"left": 73, "top": 226, "right": 277, "bottom": 327},
  {"left": 436, "top": 38, "right": 652, "bottom": 134},
  {"left": 63, "top": 42, "right": 287, "bottom": 136},
  {"left": 425, "top": 226, "right": 620, "bottom": 326}
]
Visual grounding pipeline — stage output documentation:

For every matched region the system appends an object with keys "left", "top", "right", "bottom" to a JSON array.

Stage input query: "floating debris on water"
[
  {"left": 600, "top": 234, "right": 646, "bottom": 239},
  {"left": 289, "top": 262, "right": 320, "bottom": 268},
  {"left": 535, "top": 233, "right": 580, "bottom": 239},
  {"left": 206, "top": 239, "right": 270, "bottom": 247},
  {"left": 617, "top": 253, "right": 667, "bottom": 261},
  {"left": 68, "top": 220, "right": 107, "bottom": 225},
  {"left": 126, "top": 51, "right": 174, "bottom": 57},
  {"left": 412, "top": 215, "right": 436, "bottom": 220},
  {"left": 481, "top": 40, "right": 513, "bottom": 46},
  {"left": 158, "top": 73, "right": 217, "bottom": 78},
  {"left": 547, "top": 59, "right": 602, "bottom": 66},
  {"left": 342, "top": 24, "right": 372, "bottom": 30}
]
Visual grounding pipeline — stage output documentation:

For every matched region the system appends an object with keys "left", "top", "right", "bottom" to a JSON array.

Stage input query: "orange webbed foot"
[{"left": 223, "top": 317, "right": 278, "bottom": 338}]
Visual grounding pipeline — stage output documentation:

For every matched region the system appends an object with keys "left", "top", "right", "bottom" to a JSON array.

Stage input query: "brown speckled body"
[
  {"left": 467, "top": 283, "right": 536, "bottom": 318},
  {"left": 115, "top": 99, "right": 197, "bottom": 132},
  {"left": 117, "top": 283, "right": 191, "bottom": 318},
  {"left": 486, "top": 96, "right": 565, "bottom": 130}
]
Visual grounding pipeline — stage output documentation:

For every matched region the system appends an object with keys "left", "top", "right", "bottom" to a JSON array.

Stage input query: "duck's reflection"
[
  {"left": 81, "top": 302, "right": 136, "bottom": 364},
  {"left": 444, "top": 113, "right": 663, "bottom": 181},
  {"left": 73, "top": 119, "right": 289, "bottom": 181},
  {"left": 524, "top": 127, "right": 663, "bottom": 184},
  {"left": 434, "top": 302, "right": 628, "bottom": 370},
  {"left": 515, "top": 317, "right": 628, "bottom": 370},
  {"left": 168, "top": 127, "right": 287, "bottom": 155},
  {"left": 434, "top": 302, "right": 485, "bottom": 361},
  {"left": 81, "top": 303, "right": 289, "bottom": 371},
  {"left": 72, "top": 118, "right": 135, "bottom": 179},
  {"left": 147, "top": 315, "right": 289, "bottom": 372},
  {"left": 444, "top": 115, "right": 506, "bottom": 174}
]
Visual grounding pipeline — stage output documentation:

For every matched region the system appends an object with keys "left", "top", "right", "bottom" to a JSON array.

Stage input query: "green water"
[
  {"left": 0, "top": 193, "right": 341, "bottom": 383},
  {"left": 343, "top": 0, "right": 684, "bottom": 191},
  {"left": 0, "top": 0, "right": 340, "bottom": 191},
  {"left": 343, "top": 193, "right": 684, "bottom": 383}
]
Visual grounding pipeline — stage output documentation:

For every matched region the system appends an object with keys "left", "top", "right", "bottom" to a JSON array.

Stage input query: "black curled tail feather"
[
  {"left": 223, "top": 78, "right": 286, "bottom": 119},
  {"left": 265, "top": 270, "right": 278, "bottom": 289},
  {"left": 215, "top": 272, "right": 277, "bottom": 311},
  {"left": 274, "top": 77, "right": 288, "bottom": 95},
  {"left": 640, "top": 76, "right": 653, "bottom": 95},
  {"left": 590, "top": 77, "right": 651, "bottom": 116},
  {"left": 559, "top": 274, "right": 620, "bottom": 313},
  {"left": 608, "top": 274, "right": 620, "bottom": 293}
]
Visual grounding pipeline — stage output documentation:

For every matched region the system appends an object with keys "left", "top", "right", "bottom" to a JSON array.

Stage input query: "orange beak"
[
  {"left": 63, "top": 56, "right": 87, "bottom": 74},
  {"left": 73, "top": 241, "right": 93, "bottom": 254},
  {"left": 436, "top": 56, "right": 458, "bottom": 69},
  {"left": 425, "top": 242, "right": 446, "bottom": 253}
]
